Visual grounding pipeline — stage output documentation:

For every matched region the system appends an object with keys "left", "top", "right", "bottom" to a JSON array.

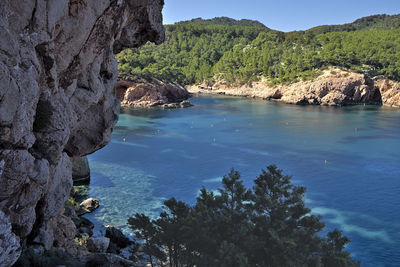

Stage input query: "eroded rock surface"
[
  {"left": 0, "top": 0, "right": 164, "bottom": 263},
  {"left": 0, "top": 211, "right": 21, "bottom": 267},
  {"left": 116, "top": 80, "right": 192, "bottom": 108},
  {"left": 188, "top": 69, "right": 400, "bottom": 107}
]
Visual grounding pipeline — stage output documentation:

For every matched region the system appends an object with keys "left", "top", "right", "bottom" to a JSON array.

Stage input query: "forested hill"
[
  {"left": 307, "top": 14, "right": 400, "bottom": 35},
  {"left": 117, "top": 15, "right": 400, "bottom": 86},
  {"left": 175, "top": 17, "right": 269, "bottom": 28}
]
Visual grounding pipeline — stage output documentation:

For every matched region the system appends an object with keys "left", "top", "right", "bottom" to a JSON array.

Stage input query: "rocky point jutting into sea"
[
  {"left": 0, "top": 0, "right": 164, "bottom": 266},
  {"left": 115, "top": 79, "right": 193, "bottom": 108},
  {"left": 187, "top": 69, "right": 400, "bottom": 108}
]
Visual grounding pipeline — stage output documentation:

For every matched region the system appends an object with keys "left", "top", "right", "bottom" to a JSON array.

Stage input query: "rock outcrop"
[
  {"left": 87, "top": 237, "right": 110, "bottom": 253},
  {"left": 0, "top": 0, "right": 164, "bottom": 264},
  {"left": 71, "top": 156, "right": 90, "bottom": 184},
  {"left": 116, "top": 80, "right": 193, "bottom": 108},
  {"left": 105, "top": 226, "right": 132, "bottom": 250},
  {"left": 188, "top": 69, "right": 400, "bottom": 107},
  {"left": 374, "top": 79, "right": 400, "bottom": 108}
]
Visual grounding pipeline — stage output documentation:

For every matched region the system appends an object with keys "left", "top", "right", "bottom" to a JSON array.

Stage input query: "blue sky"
[{"left": 163, "top": 0, "right": 399, "bottom": 32}]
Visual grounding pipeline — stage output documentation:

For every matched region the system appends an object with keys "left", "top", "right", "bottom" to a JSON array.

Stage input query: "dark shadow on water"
[
  {"left": 121, "top": 106, "right": 167, "bottom": 119},
  {"left": 114, "top": 125, "right": 130, "bottom": 131},
  {"left": 338, "top": 133, "right": 399, "bottom": 144},
  {"left": 114, "top": 125, "right": 158, "bottom": 136}
]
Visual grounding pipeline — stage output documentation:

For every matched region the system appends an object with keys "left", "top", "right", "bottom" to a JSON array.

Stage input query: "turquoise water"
[{"left": 86, "top": 95, "right": 400, "bottom": 266}]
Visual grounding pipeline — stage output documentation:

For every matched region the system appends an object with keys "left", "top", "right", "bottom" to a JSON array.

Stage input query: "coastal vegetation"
[
  {"left": 117, "top": 14, "right": 400, "bottom": 86},
  {"left": 128, "top": 166, "right": 359, "bottom": 267}
]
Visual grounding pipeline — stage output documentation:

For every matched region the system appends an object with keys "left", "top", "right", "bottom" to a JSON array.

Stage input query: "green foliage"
[
  {"left": 307, "top": 14, "right": 400, "bottom": 35},
  {"left": 117, "top": 15, "right": 400, "bottom": 87},
  {"left": 74, "top": 235, "right": 89, "bottom": 247},
  {"left": 175, "top": 17, "right": 269, "bottom": 28},
  {"left": 128, "top": 166, "right": 360, "bottom": 267}
]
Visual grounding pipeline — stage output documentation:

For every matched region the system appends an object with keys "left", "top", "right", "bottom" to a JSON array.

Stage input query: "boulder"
[
  {"left": 105, "top": 227, "right": 132, "bottom": 249},
  {"left": 87, "top": 237, "right": 110, "bottom": 253},
  {"left": 79, "top": 198, "right": 100, "bottom": 215},
  {"left": 180, "top": 100, "right": 194, "bottom": 108}
]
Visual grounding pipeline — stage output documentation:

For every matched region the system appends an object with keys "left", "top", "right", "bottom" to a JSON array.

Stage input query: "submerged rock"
[{"left": 180, "top": 100, "right": 194, "bottom": 108}]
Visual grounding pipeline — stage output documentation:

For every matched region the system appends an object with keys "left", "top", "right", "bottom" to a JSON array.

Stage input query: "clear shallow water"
[{"left": 86, "top": 95, "right": 400, "bottom": 266}]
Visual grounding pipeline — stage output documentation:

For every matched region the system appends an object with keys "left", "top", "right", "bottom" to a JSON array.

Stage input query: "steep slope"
[{"left": 0, "top": 0, "right": 164, "bottom": 265}]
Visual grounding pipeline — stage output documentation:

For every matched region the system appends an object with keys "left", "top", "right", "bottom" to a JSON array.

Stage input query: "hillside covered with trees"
[{"left": 117, "top": 14, "right": 400, "bottom": 86}]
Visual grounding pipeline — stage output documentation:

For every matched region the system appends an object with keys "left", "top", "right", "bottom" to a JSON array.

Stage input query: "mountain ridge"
[
  {"left": 172, "top": 16, "right": 269, "bottom": 28},
  {"left": 306, "top": 14, "right": 400, "bottom": 34},
  {"left": 166, "top": 14, "right": 400, "bottom": 33}
]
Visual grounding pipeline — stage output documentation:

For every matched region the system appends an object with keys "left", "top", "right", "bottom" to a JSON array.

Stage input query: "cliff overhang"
[{"left": 0, "top": 0, "right": 164, "bottom": 265}]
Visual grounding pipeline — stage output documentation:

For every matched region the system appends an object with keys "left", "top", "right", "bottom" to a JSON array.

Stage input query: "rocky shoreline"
[
  {"left": 187, "top": 69, "right": 400, "bottom": 108},
  {"left": 115, "top": 80, "right": 193, "bottom": 109},
  {"left": 14, "top": 188, "right": 141, "bottom": 266},
  {"left": 15, "top": 183, "right": 153, "bottom": 266}
]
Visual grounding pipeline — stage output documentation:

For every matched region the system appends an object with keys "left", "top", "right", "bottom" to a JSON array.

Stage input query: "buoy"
[{"left": 324, "top": 160, "right": 327, "bottom": 165}]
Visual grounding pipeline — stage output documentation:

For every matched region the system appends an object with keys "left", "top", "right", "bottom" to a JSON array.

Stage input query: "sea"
[{"left": 84, "top": 95, "right": 400, "bottom": 266}]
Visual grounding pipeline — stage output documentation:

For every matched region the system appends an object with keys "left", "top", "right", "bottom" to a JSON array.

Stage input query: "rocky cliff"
[
  {"left": 0, "top": 1, "right": 164, "bottom": 266},
  {"left": 188, "top": 69, "right": 400, "bottom": 107}
]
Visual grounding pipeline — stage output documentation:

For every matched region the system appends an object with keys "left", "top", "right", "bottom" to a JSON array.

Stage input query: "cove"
[{"left": 85, "top": 95, "right": 400, "bottom": 266}]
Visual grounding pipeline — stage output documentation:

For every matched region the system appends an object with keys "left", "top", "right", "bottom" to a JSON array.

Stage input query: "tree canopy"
[
  {"left": 128, "top": 165, "right": 360, "bottom": 267},
  {"left": 117, "top": 15, "right": 400, "bottom": 86}
]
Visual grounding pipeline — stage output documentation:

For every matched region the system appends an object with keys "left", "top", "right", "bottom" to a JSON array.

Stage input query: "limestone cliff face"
[
  {"left": 0, "top": 1, "right": 164, "bottom": 265},
  {"left": 188, "top": 69, "right": 400, "bottom": 108}
]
